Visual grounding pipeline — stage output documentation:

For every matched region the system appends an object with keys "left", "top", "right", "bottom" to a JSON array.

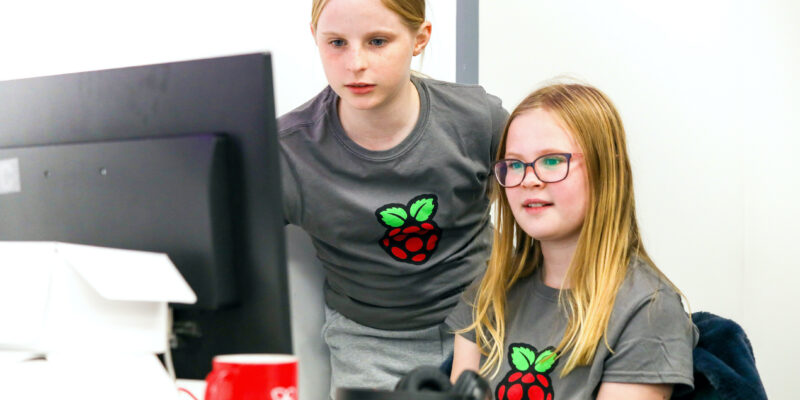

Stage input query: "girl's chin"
[
  {"left": 338, "top": 95, "right": 382, "bottom": 112},
  {"left": 521, "top": 227, "right": 581, "bottom": 245}
]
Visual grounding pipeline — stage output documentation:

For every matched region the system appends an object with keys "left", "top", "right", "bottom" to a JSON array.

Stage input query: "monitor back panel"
[
  {"left": 0, "top": 134, "right": 235, "bottom": 309},
  {"left": 0, "top": 54, "right": 290, "bottom": 378}
]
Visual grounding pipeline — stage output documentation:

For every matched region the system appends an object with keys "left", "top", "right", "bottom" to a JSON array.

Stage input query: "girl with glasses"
[
  {"left": 278, "top": 0, "right": 507, "bottom": 397},
  {"left": 446, "top": 83, "right": 696, "bottom": 399}
]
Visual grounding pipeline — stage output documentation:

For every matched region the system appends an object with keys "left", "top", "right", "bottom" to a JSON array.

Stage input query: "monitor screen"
[{"left": 0, "top": 53, "right": 291, "bottom": 379}]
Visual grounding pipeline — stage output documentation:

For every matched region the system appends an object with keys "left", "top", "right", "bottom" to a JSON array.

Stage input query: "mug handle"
[{"left": 204, "top": 369, "right": 233, "bottom": 400}]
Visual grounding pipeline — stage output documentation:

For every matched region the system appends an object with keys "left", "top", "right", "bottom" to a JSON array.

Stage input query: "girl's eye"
[
  {"left": 540, "top": 155, "right": 565, "bottom": 169},
  {"left": 369, "top": 38, "right": 387, "bottom": 46},
  {"left": 329, "top": 39, "right": 346, "bottom": 47},
  {"left": 508, "top": 160, "right": 525, "bottom": 170}
]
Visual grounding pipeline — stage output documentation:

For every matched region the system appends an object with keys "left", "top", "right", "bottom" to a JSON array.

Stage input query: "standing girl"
[
  {"left": 446, "top": 83, "right": 696, "bottom": 399},
  {"left": 278, "top": 0, "right": 508, "bottom": 397}
]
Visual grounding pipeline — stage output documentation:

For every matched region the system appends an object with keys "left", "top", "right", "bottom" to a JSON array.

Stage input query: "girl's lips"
[
  {"left": 523, "top": 198, "right": 552, "bottom": 206},
  {"left": 522, "top": 204, "right": 552, "bottom": 213},
  {"left": 345, "top": 83, "right": 375, "bottom": 94},
  {"left": 522, "top": 199, "right": 553, "bottom": 213}
]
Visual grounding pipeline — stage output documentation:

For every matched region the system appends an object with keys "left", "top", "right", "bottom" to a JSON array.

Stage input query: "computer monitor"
[{"left": 0, "top": 53, "right": 291, "bottom": 379}]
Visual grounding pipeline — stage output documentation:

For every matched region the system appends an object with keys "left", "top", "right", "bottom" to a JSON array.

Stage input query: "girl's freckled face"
[{"left": 314, "top": 0, "right": 420, "bottom": 111}]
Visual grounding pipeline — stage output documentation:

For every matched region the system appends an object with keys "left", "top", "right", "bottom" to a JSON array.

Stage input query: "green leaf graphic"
[
  {"left": 379, "top": 207, "right": 408, "bottom": 228},
  {"left": 409, "top": 198, "right": 435, "bottom": 222},
  {"left": 534, "top": 349, "right": 557, "bottom": 373},
  {"left": 510, "top": 345, "right": 537, "bottom": 371}
]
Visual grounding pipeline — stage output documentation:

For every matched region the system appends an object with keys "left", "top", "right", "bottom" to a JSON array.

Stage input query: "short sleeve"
[
  {"left": 444, "top": 280, "right": 480, "bottom": 343},
  {"left": 279, "top": 148, "right": 302, "bottom": 226},
  {"left": 602, "top": 289, "right": 697, "bottom": 389},
  {"left": 486, "top": 93, "right": 509, "bottom": 159}
]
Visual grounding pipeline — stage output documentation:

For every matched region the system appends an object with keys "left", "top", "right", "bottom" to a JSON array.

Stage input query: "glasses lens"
[
  {"left": 493, "top": 161, "right": 508, "bottom": 186},
  {"left": 535, "top": 154, "right": 569, "bottom": 182},
  {"left": 494, "top": 160, "right": 526, "bottom": 187}
]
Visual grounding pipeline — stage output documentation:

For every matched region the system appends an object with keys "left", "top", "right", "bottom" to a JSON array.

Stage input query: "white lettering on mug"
[{"left": 270, "top": 386, "right": 297, "bottom": 400}]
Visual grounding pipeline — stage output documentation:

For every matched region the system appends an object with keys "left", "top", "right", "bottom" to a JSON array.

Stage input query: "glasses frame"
[{"left": 493, "top": 153, "right": 580, "bottom": 188}]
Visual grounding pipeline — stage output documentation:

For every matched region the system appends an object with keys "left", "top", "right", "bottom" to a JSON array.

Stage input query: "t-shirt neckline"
[
  {"left": 531, "top": 267, "right": 563, "bottom": 303},
  {"left": 328, "top": 76, "right": 430, "bottom": 162}
]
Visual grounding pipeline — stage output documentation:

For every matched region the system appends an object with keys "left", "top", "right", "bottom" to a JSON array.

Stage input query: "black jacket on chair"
[{"left": 673, "top": 312, "right": 767, "bottom": 400}]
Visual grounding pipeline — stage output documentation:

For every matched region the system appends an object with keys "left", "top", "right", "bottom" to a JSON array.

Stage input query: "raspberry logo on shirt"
[
  {"left": 375, "top": 194, "right": 442, "bottom": 264},
  {"left": 496, "top": 343, "right": 559, "bottom": 400}
]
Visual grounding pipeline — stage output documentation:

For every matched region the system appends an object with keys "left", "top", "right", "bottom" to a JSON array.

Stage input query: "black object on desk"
[
  {"left": 337, "top": 389, "right": 471, "bottom": 400},
  {"left": 337, "top": 367, "right": 491, "bottom": 400}
]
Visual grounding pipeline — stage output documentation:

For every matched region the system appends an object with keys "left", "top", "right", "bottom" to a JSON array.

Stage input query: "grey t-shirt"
[
  {"left": 278, "top": 76, "right": 508, "bottom": 330},
  {"left": 445, "top": 259, "right": 697, "bottom": 399}
]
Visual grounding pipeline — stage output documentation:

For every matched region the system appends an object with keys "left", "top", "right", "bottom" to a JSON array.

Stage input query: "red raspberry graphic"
[
  {"left": 496, "top": 344, "right": 558, "bottom": 400},
  {"left": 375, "top": 194, "right": 441, "bottom": 265}
]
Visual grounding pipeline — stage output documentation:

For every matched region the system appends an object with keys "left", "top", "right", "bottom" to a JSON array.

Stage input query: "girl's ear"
[
  {"left": 413, "top": 21, "right": 432, "bottom": 56},
  {"left": 310, "top": 22, "right": 317, "bottom": 43}
]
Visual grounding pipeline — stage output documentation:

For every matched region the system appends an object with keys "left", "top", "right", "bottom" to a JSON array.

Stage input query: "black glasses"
[{"left": 493, "top": 153, "right": 579, "bottom": 188}]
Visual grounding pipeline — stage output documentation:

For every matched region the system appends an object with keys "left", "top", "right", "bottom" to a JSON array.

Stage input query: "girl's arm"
[
  {"left": 450, "top": 334, "right": 481, "bottom": 383},
  {"left": 596, "top": 382, "right": 672, "bottom": 400}
]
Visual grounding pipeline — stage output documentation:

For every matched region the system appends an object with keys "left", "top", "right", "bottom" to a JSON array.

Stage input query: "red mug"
[{"left": 204, "top": 354, "right": 298, "bottom": 400}]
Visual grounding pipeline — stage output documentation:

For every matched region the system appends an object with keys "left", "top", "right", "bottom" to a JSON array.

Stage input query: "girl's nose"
[
  {"left": 520, "top": 165, "right": 543, "bottom": 188},
  {"left": 347, "top": 47, "right": 368, "bottom": 72}
]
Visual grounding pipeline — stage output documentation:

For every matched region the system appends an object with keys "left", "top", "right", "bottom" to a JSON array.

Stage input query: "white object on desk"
[
  {"left": 0, "top": 241, "right": 197, "bottom": 400},
  {"left": 0, "top": 241, "right": 196, "bottom": 353},
  {"left": 0, "top": 353, "right": 182, "bottom": 400}
]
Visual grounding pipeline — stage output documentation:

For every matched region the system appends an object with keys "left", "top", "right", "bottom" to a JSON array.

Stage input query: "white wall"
[
  {"left": 0, "top": 1, "right": 458, "bottom": 399},
  {"left": 480, "top": 1, "right": 799, "bottom": 398},
  {"left": 0, "top": 0, "right": 456, "bottom": 115}
]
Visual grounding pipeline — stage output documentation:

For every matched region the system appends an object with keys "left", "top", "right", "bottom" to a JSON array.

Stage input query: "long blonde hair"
[
  {"left": 466, "top": 83, "right": 682, "bottom": 378},
  {"left": 311, "top": 0, "right": 425, "bottom": 31}
]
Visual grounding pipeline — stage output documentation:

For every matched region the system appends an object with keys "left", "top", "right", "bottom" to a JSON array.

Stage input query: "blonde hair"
[
  {"left": 311, "top": 0, "right": 425, "bottom": 31},
  {"left": 465, "top": 83, "right": 684, "bottom": 378}
]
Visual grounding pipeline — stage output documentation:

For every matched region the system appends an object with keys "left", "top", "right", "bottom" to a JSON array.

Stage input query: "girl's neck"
[
  {"left": 338, "top": 80, "right": 420, "bottom": 151},
  {"left": 540, "top": 238, "right": 579, "bottom": 289}
]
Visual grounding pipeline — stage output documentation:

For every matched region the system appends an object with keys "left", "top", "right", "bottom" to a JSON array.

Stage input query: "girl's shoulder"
[
  {"left": 414, "top": 77, "right": 508, "bottom": 149},
  {"left": 414, "top": 75, "right": 504, "bottom": 113},
  {"left": 415, "top": 74, "right": 487, "bottom": 93},
  {"left": 277, "top": 86, "right": 337, "bottom": 139},
  {"left": 615, "top": 258, "right": 685, "bottom": 312}
]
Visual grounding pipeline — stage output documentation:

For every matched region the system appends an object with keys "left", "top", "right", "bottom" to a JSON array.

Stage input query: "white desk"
[{"left": 176, "top": 379, "right": 207, "bottom": 400}]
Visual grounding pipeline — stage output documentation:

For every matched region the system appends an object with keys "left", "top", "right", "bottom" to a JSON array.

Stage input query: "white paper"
[
  {"left": 0, "top": 157, "right": 21, "bottom": 194},
  {"left": 0, "top": 244, "right": 56, "bottom": 349},
  {"left": 57, "top": 243, "right": 196, "bottom": 304}
]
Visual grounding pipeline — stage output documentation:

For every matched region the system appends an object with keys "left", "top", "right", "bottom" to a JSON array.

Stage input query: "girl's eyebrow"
[
  {"left": 317, "top": 29, "right": 396, "bottom": 37},
  {"left": 317, "top": 30, "right": 343, "bottom": 37},
  {"left": 504, "top": 148, "right": 570, "bottom": 159},
  {"left": 364, "top": 29, "right": 395, "bottom": 36}
]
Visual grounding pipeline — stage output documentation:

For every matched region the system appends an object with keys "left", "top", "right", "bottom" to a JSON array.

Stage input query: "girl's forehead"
[
  {"left": 318, "top": 0, "right": 401, "bottom": 28},
  {"left": 506, "top": 109, "right": 579, "bottom": 153}
]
